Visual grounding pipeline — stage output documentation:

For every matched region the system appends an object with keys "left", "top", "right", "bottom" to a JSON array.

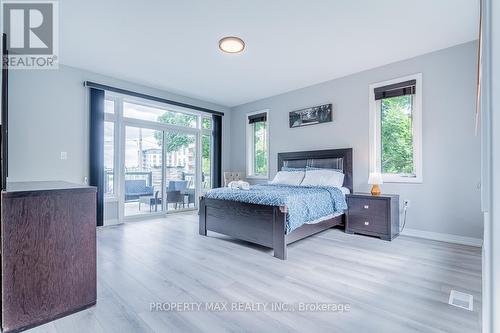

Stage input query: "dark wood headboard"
[{"left": 277, "top": 148, "right": 353, "bottom": 193}]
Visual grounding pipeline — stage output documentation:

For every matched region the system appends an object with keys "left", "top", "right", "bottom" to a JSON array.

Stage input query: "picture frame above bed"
[{"left": 289, "top": 104, "right": 332, "bottom": 128}]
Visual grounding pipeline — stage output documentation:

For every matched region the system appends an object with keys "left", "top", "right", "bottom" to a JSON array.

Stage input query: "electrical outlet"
[
  {"left": 404, "top": 199, "right": 411, "bottom": 208},
  {"left": 60, "top": 152, "right": 68, "bottom": 160}
]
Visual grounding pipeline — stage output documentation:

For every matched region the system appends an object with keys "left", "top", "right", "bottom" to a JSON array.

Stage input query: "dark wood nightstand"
[{"left": 345, "top": 193, "right": 400, "bottom": 241}]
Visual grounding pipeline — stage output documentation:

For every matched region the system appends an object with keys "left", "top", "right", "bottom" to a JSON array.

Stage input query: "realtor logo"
[{"left": 2, "top": 0, "right": 59, "bottom": 69}]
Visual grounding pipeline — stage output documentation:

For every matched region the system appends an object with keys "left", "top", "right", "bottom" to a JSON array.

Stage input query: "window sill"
[
  {"left": 246, "top": 175, "right": 269, "bottom": 180},
  {"left": 382, "top": 174, "right": 422, "bottom": 184}
]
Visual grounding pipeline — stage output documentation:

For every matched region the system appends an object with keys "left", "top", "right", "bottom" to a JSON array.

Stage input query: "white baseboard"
[
  {"left": 402, "top": 228, "right": 483, "bottom": 247},
  {"left": 101, "top": 219, "right": 121, "bottom": 227}
]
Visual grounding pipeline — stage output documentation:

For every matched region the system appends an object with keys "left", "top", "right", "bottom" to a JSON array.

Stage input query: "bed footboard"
[{"left": 199, "top": 197, "right": 288, "bottom": 259}]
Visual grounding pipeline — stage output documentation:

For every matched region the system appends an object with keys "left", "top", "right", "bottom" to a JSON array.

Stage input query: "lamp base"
[{"left": 371, "top": 184, "right": 381, "bottom": 196}]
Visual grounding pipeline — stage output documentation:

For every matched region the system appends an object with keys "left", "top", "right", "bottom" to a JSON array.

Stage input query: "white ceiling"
[{"left": 60, "top": 0, "right": 479, "bottom": 107}]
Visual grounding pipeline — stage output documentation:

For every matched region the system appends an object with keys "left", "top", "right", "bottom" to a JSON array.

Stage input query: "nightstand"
[{"left": 345, "top": 193, "right": 400, "bottom": 241}]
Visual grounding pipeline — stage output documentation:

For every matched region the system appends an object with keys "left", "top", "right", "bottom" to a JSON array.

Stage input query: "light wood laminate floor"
[{"left": 28, "top": 212, "right": 481, "bottom": 333}]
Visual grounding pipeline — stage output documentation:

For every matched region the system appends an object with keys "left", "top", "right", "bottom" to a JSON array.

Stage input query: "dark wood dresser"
[
  {"left": 1, "top": 181, "right": 97, "bottom": 332},
  {"left": 345, "top": 193, "right": 400, "bottom": 241}
]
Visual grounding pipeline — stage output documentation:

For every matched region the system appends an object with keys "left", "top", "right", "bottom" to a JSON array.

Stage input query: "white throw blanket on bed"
[{"left": 228, "top": 180, "right": 250, "bottom": 190}]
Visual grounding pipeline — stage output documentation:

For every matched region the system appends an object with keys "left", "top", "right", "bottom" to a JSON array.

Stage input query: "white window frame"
[
  {"left": 201, "top": 116, "right": 213, "bottom": 193},
  {"left": 246, "top": 109, "right": 269, "bottom": 179},
  {"left": 104, "top": 96, "right": 120, "bottom": 200},
  {"left": 369, "top": 73, "right": 423, "bottom": 183},
  {"left": 103, "top": 92, "right": 215, "bottom": 222}
]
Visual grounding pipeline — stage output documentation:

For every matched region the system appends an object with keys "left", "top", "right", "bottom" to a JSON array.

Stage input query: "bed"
[{"left": 199, "top": 148, "right": 353, "bottom": 260}]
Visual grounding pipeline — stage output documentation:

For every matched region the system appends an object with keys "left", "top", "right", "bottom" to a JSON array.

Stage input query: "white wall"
[
  {"left": 8, "top": 43, "right": 483, "bottom": 239},
  {"left": 485, "top": 0, "right": 500, "bottom": 330},
  {"left": 8, "top": 64, "right": 230, "bottom": 184},
  {"left": 492, "top": 3, "right": 500, "bottom": 329},
  {"left": 230, "top": 41, "right": 482, "bottom": 239}
]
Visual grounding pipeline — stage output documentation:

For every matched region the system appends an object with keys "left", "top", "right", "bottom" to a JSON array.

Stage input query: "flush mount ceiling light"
[{"left": 219, "top": 36, "right": 245, "bottom": 54}]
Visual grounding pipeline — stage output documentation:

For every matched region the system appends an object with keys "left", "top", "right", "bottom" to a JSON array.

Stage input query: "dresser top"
[
  {"left": 3, "top": 181, "right": 96, "bottom": 196},
  {"left": 348, "top": 192, "right": 399, "bottom": 199}
]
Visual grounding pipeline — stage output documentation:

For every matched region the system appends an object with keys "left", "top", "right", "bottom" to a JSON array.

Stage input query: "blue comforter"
[{"left": 204, "top": 184, "right": 347, "bottom": 233}]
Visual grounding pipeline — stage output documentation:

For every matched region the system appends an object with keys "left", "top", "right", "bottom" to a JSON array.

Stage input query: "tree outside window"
[
  {"left": 253, "top": 121, "right": 268, "bottom": 176},
  {"left": 154, "top": 112, "right": 197, "bottom": 153},
  {"left": 380, "top": 95, "right": 414, "bottom": 175}
]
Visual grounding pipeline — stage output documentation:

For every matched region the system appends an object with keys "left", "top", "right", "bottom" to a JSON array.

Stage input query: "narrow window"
[
  {"left": 369, "top": 74, "right": 422, "bottom": 183},
  {"left": 246, "top": 111, "right": 269, "bottom": 178}
]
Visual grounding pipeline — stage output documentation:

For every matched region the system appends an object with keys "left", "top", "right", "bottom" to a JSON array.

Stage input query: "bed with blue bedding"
[
  {"left": 199, "top": 148, "right": 353, "bottom": 260},
  {"left": 204, "top": 184, "right": 347, "bottom": 233}
]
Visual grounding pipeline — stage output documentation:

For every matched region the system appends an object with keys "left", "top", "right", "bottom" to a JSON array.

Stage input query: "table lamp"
[{"left": 368, "top": 172, "right": 383, "bottom": 196}]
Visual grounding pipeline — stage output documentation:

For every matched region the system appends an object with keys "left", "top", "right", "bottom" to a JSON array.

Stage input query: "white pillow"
[
  {"left": 301, "top": 169, "right": 344, "bottom": 187},
  {"left": 270, "top": 171, "right": 305, "bottom": 186}
]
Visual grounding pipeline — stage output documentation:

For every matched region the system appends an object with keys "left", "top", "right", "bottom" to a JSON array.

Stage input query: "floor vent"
[{"left": 448, "top": 290, "right": 473, "bottom": 311}]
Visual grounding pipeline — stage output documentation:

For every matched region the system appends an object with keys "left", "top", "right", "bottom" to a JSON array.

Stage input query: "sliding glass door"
[
  {"left": 103, "top": 93, "right": 214, "bottom": 222},
  {"left": 165, "top": 131, "right": 197, "bottom": 211},
  {"left": 123, "top": 126, "right": 203, "bottom": 216},
  {"left": 124, "top": 126, "right": 164, "bottom": 216}
]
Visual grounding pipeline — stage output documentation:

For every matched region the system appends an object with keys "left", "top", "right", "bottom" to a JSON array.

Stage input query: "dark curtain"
[
  {"left": 1, "top": 33, "right": 8, "bottom": 190},
  {"left": 374, "top": 80, "right": 416, "bottom": 100},
  {"left": 212, "top": 114, "right": 222, "bottom": 188},
  {"left": 248, "top": 112, "right": 267, "bottom": 124},
  {"left": 89, "top": 88, "right": 105, "bottom": 226}
]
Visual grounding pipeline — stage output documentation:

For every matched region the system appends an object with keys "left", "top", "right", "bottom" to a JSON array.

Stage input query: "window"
[
  {"left": 124, "top": 126, "right": 164, "bottom": 216},
  {"left": 103, "top": 92, "right": 217, "bottom": 220},
  {"left": 104, "top": 99, "right": 115, "bottom": 114},
  {"left": 202, "top": 133, "right": 212, "bottom": 190},
  {"left": 123, "top": 101, "right": 197, "bottom": 128},
  {"left": 369, "top": 74, "right": 422, "bottom": 183},
  {"left": 202, "top": 117, "right": 212, "bottom": 129},
  {"left": 246, "top": 110, "right": 269, "bottom": 178}
]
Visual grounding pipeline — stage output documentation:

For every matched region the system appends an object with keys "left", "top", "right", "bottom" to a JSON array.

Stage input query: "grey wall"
[
  {"left": 230, "top": 41, "right": 482, "bottom": 239},
  {"left": 8, "top": 64, "right": 231, "bottom": 184},
  {"left": 487, "top": 0, "right": 500, "bottom": 329}
]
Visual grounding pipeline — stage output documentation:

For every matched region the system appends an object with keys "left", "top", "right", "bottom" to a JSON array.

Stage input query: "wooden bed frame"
[{"left": 199, "top": 148, "right": 353, "bottom": 260}]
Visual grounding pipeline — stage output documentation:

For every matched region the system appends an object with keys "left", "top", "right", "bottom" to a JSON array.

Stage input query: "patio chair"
[
  {"left": 125, "top": 179, "right": 153, "bottom": 201},
  {"left": 139, "top": 191, "right": 161, "bottom": 212},
  {"left": 166, "top": 180, "right": 189, "bottom": 209}
]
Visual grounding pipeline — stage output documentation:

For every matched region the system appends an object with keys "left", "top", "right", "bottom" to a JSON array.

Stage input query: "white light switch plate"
[{"left": 60, "top": 152, "right": 67, "bottom": 160}]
